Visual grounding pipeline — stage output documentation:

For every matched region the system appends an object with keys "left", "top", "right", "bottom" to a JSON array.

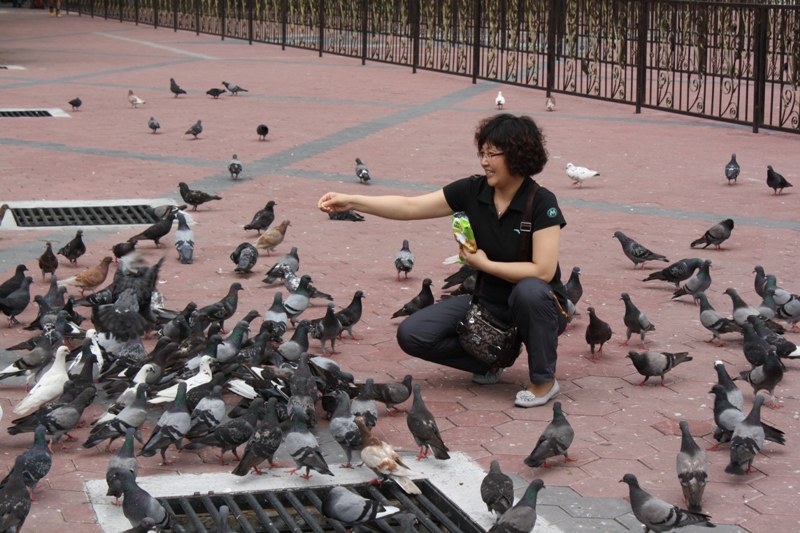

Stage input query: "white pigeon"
[
  {"left": 546, "top": 96, "right": 556, "bottom": 111},
  {"left": 566, "top": 163, "right": 600, "bottom": 188},
  {"left": 148, "top": 356, "right": 214, "bottom": 404},
  {"left": 13, "top": 346, "right": 70, "bottom": 414},
  {"left": 127, "top": 90, "right": 146, "bottom": 108},
  {"left": 495, "top": 91, "right": 505, "bottom": 109}
]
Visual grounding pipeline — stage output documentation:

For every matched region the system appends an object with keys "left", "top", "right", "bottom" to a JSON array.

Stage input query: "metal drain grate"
[
  {"left": 11, "top": 205, "right": 160, "bottom": 227},
  {"left": 160, "top": 480, "right": 484, "bottom": 533},
  {"left": 0, "top": 109, "right": 53, "bottom": 117}
]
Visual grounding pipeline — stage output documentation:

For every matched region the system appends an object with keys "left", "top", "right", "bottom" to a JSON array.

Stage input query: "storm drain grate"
[
  {"left": 11, "top": 205, "right": 160, "bottom": 227},
  {"left": 0, "top": 109, "right": 53, "bottom": 117},
  {"left": 160, "top": 480, "right": 484, "bottom": 533}
]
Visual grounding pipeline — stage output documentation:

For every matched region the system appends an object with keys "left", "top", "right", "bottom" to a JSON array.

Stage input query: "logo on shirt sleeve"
[{"left": 547, "top": 207, "right": 558, "bottom": 218}]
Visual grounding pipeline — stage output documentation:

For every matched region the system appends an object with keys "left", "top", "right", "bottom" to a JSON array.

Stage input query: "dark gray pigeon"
[
  {"left": 232, "top": 397, "right": 283, "bottom": 475},
  {"left": 231, "top": 242, "right": 259, "bottom": 274},
  {"left": 322, "top": 486, "right": 400, "bottom": 528},
  {"left": 284, "top": 267, "right": 334, "bottom": 302},
  {"left": 68, "top": 97, "right": 82, "bottom": 111},
  {"left": 407, "top": 384, "right": 450, "bottom": 460},
  {"left": 174, "top": 212, "right": 194, "bottom": 264},
  {"left": 185, "top": 119, "right": 202, "bottom": 139},
  {"left": 585, "top": 307, "right": 612, "bottom": 360},
  {"left": 691, "top": 219, "right": 734, "bottom": 250},
  {"left": 138, "top": 381, "right": 190, "bottom": 465},
  {"left": 257, "top": 124, "right": 269, "bottom": 140},
  {"left": 620, "top": 473, "right": 714, "bottom": 532},
  {"left": 0, "top": 425, "right": 51, "bottom": 501},
  {"left": 328, "top": 210, "right": 364, "bottom": 221},
  {"left": 351, "top": 378, "right": 379, "bottom": 429},
  {"left": 179, "top": 182, "right": 222, "bottom": 211},
  {"left": 0, "top": 455, "right": 32, "bottom": 533},
  {"left": 58, "top": 229, "right": 86, "bottom": 267},
  {"left": 106, "top": 428, "right": 140, "bottom": 506},
  {"left": 284, "top": 404, "right": 334, "bottom": 479},
  {"left": 735, "top": 347, "right": 784, "bottom": 408},
  {"left": 186, "top": 385, "right": 227, "bottom": 440},
  {"left": 355, "top": 157, "right": 371, "bottom": 184},
  {"left": 643, "top": 258, "right": 704, "bottom": 287},
  {"left": 129, "top": 209, "right": 176, "bottom": 248},
  {"left": 120, "top": 517, "right": 156, "bottom": 533},
  {"left": 391, "top": 278, "right": 434, "bottom": 318},
  {"left": 767, "top": 165, "right": 792, "bottom": 195},
  {"left": 206, "top": 87, "right": 226, "bottom": 98},
  {"left": 111, "top": 468, "right": 175, "bottom": 530},
  {"left": 335, "top": 290, "right": 364, "bottom": 340},
  {"left": 564, "top": 266, "right": 583, "bottom": 308},
  {"left": 0, "top": 276, "right": 33, "bottom": 326},
  {"left": 0, "top": 265, "right": 28, "bottom": 299},
  {"left": 184, "top": 397, "right": 263, "bottom": 465},
  {"left": 38, "top": 242, "right": 58, "bottom": 281},
  {"left": 148, "top": 116, "right": 160, "bottom": 133},
  {"left": 620, "top": 292, "right": 655, "bottom": 348},
  {"left": 753, "top": 265, "right": 769, "bottom": 298},
  {"left": 481, "top": 460, "right": 514, "bottom": 518},
  {"left": 626, "top": 350, "right": 692, "bottom": 386},
  {"left": 612, "top": 231, "right": 669, "bottom": 269},
  {"left": 741, "top": 322, "right": 771, "bottom": 367},
  {"left": 222, "top": 81, "right": 248, "bottom": 95},
  {"left": 676, "top": 421, "right": 708, "bottom": 512},
  {"left": 748, "top": 315, "right": 800, "bottom": 359},
  {"left": 395, "top": 240, "right": 414, "bottom": 280},
  {"left": 708, "top": 383, "right": 785, "bottom": 451},
  {"left": 228, "top": 154, "right": 243, "bottom": 180},
  {"left": 714, "top": 360, "right": 743, "bottom": 411},
  {"left": 523, "top": 401, "right": 574, "bottom": 467},
  {"left": 244, "top": 200, "right": 276, "bottom": 234},
  {"left": 329, "top": 391, "right": 362, "bottom": 468},
  {"left": 696, "top": 292, "right": 741, "bottom": 347},
  {"left": 84, "top": 383, "right": 148, "bottom": 450},
  {"left": 672, "top": 259, "right": 712, "bottom": 301},
  {"left": 169, "top": 77, "right": 186, "bottom": 97},
  {"left": 725, "top": 154, "right": 739, "bottom": 184},
  {"left": 487, "top": 478, "right": 545, "bottom": 533},
  {"left": 312, "top": 302, "right": 343, "bottom": 355},
  {"left": 726, "top": 395, "right": 766, "bottom": 475}
]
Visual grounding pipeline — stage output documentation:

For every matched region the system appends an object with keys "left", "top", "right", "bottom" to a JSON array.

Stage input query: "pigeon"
[
  {"left": 276, "top": 320, "right": 311, "bottom": 361},
  {"left": 524, "top": 401, "right": 574, "bottom": 468},
  {"left": 284, "top": 275, "right": 311, "bottom": 324},
  {"left": 129, "top": 209, "right": 176, "bottom": 248},
  {"left": 748, "top": 314, "right": 800, "bottom": 359},
  {"left": 206, "top": 87, "right": 226, "bottom": 98},
  {"left": 481, "top": 460, "right": 514, "bottom": 518},
  {"left": 244, "top": 200, "right": 276, "bottom": 233},
  {"left": 546, "top": 96, "right": 555, "bottom": 111},
  {"left": 672, "top": 259, "right": 712, "bottom": 302},
  {"left": 231, "top": 242, "right": 259, "bottom": 274},
  {"left": 138, "top": 381, "right": 190, "bottom": 465},
  {"left": 178, "top": 182, "right": 222, "bottom": 211},
  {"left": 169, "top": 77, "right": 187, "bottom": 97},
  {"left": 620, "top": 292, "right": 655, "bottom": 348},
  {"left": 262, "top": 246, "right": 300, "bottom": 284},
  {"left": 766, "top": 165, "right": 792, "bottom": 195},
  {"left": 257, "top": 124, "right": 269, "bottom": 140},
  {"left": 57, "top": 257, "right": 113, "bottom": 295},
  {"left": 13, "top": 346, "right": 69, "bottom": 414},
  {"left": 620, "top": 473, "right": 714, "bottom": 532},
  {"left": 112, "top": 239, "right": 138, "bottom": 262},
  {"left": 184, "top": 397, "right": 263, "bottom": 465},
  {"left": 395, "top": 240, "right": 414, "bottom": 280},
  {"left": 714, "top": 360, "right": 744, "bottom": 411},
  {"left": 10, "top": 387, "right": 96, "bottom": 449},
  {"left": 284, "top": 404, "right": 334, "bottom": 479},
  {"left": 83, "top": 383, "right": 148, "bottom": 450},
  {"left": 642, "top": 258, "right": 704, "bottom": 287},
  {"left": 322, "top": 486, "right": 400, "bottom": 529},
  {"left": 328, "top": 210, "right": 365, "bottom": 221},
  {"left": 0, "top": 276, "right": 33, "bottom": 325},
  {"left": 585, "top": 307, "right": 612, "bottom": 360},
  {"left": 0, "top": 455, "right": 32, "bottom": 533},
  {"left": 766, "top": 286, "right": 800, "bottom": 332},
  {"left": 169, "top": 211, "right": 194, "bottom": 265},
  {"left": 335, "top": 290, "right": 364, "bottom": 340},
  {"left": 0, "top": 425, "right": 51, "bottom": 501},
  {"left": 708, "top": 383, "right": 784, "bottom": 451},
  {"left": 566, "top": 163, "right": 600, "bottom": 188},
  {"left": 185, "top": 119, "right": 203, "bottom": 138},
  {"left": 564, "top": 266, "right": 582, "bottom": 308},
  {"left": 626, "top": 350, "right": 692, "bottom": 386},
  {"left": 741, "top": 321, "right": 771, "bottom": 368},
  {"left": 735, "top": 348, "right": 784, "bottom": 408},
  {"left": 222, "top": 81, "right": 248, "bottom": 95},
  {"left": 185, "top": 385, "right": 227, "bottom": 440},
  {"left": 313, "top": 302, "right": 342, "bottom": 354},
  {"left": 364, "top": 374, "right": 413, "bottom": 415},
  {"left": 147, "top": 116, "right": 160, "bottom": 133},
  {"left": 264, "top": 291, "right": 288, "bottom": 334},
  {"left": 127, "top": 90, "right": 145, "bottom": 108},
  {"left": 725, "top": 395, "right": 767, "bottom": 475},
  {"left": 150, "top": 355, "right": 215, "bottom": 404},
  {"left": 68, "top": 97, "right": 82, "bottom": 110},
  {"left": 0, "top": 265, "right": 28, "bottom": 299},
  {"left": 57, "top": 229, "right": 86, "bottom": 267},
  {"left": 232, "top": 397, "right": 283, "bottom": 475},
  {"left": 255, "top": 219, "right": 291, "bottom": 255},
  {"left": 228, "top": 154, "right": 243, "bottom": 180},
  {"left": 355, "top": 158, "right": 371, "bottom": 184},
  {"left": 407, "top": 384, "right": 450, "bottom": 460},
  {"left": 106, "top": 428, "right": 140, "bottom": 505},
  {"left": 283, "top": 267, "right": 334, "bottom": 302},
  {"left": 110, "top": 468, "right": 174, "bottom": 530},
  {"left": 723, "top": 287, "right": 785, "bottom": 333},
  {"left": 495, "top": 91, "right": 505, "bottom": 108},
  {"left": 350, "top": 378, "right": 379, "bottom": 430},
  {"left": 36, "top": 242, "right": 58, "bottom": 282},
  {"left": 613, "top": 231, "right": 669, "bottom": 269},
  {"left": 0, "top": 335, "right": 56, "bottom": 389},
  {"left": 355, "top": 416, "right": 421, "bottom": 494},
  {"left": 391, "top": 278, "right": 434, "bottom": 318},
  {"left": 329, "top": 391, "right": 362, "bottom": 468},
  {"left": 487, "top": 479, "right": 545, "bottom": 533},
  {"left": 120, "top": 518, "right": 156, "bottom": 533},
  {"left": 725, "top": 154, "right": 739, "bottom": 184},
  {"left": 676, "top": 421, "right": 708, "bottom": 512},
  {"left": 695, "top": 292, "right": 742, "bottom": 347},
  {"left": 691, "top": 219, "right": 734, "bottom": 250}
]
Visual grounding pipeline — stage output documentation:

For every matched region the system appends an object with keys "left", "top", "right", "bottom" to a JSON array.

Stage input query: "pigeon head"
[
  {"left": 619, "top": 473, "right": 639, "bottom": 487},
  {"left": 626, "top": 350, "right": 639, "bottom": 359},
  {"left": 620, "top": 293, "right": 630, "bottom": 301}
]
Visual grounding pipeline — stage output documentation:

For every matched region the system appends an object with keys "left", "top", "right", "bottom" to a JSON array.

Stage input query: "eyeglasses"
[{"left": 478, "top": 151, "right": 504, "bottom": 161}]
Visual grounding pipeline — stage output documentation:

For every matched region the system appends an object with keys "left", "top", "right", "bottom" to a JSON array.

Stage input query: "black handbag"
[{"left": 457, "top": 180, "right": 539, "bottom": 371}]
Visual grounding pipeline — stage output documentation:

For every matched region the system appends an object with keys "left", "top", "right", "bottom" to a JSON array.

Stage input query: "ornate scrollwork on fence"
[{"left": 322, "top": 0, "right": 360, "bottom": 56}]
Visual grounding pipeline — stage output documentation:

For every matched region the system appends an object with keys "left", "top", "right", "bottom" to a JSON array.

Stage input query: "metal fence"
[{"left": 67, "top": 0, "right": 800, "bottom": 133}]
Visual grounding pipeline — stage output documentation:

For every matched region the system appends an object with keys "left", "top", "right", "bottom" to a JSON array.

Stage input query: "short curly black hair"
[{"left": 474, "top": 114, "right": 548, "bottom": 178}]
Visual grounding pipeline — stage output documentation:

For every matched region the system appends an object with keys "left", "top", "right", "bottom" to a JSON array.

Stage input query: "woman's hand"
[
  {"left": 459, "top": 245, "right": 489, "bottom": 271},
  {"left": 318, "top": 192, "right": 351, "bottom": 213}
]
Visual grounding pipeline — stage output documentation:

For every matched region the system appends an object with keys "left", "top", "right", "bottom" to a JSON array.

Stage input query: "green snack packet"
[{"left": 452, "top": 212, "right": 477, "bottom": 254}]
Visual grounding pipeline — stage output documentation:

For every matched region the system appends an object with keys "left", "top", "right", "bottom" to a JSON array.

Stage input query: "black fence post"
[
  {"left": 281, "top": 0, "right": 287, "bottom": 50},
  {"left": 635, "top": 0, "right": 648, "bottom": 113},
  {"left": 120, "top": 0, "right": 123, "bottom": 22},
  {"left": 90, "top": 0, "right": 93, "bottom": 18},
  {"left": 154, "top": 0, "right": 159, "bottom": 29},
  {"left": 220, "top": 0, "right": 226, "bottom": 40},
  {"left": 195, "top": 0, "right": 200, "bottom": 35},
  {"left": 319, "top": 0, "right": 325, "bottom": 57},
  {"left": 546, "top": 0, "right": 556, "bottom": 96},
  {"left": 752, "top": 6, "right": 767, "bottom": 133},
  {"left": 135, "top": 0, "right": 139, "bottom": 24},
  {"left": 248, "top": 0, "right": 254, "bottom": 44},
  {"left": 104, "top": 0, "right": 108, "bottom": 19},
  {"left": 411, "top": 0, "right": 419, "bottom": 73},
  {"left": 361, "top": 0, "right": 368, "bottom": 65},
  {"left": 471, "top": 0, "right": 481, "bottom": 83},
  {"left": 173, "top": 0, "right": 178, "bottom": 31}
]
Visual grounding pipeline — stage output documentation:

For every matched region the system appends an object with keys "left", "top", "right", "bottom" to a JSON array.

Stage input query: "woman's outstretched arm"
[{"left": 318, "top": 190, "right": 452, "bottom": 221}]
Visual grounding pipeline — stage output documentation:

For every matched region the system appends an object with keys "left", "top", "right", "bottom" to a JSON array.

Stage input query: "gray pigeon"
[
  {"left": 284, "top": 275, "right": 311, "bottom": 324},
  {"left": 620, "top": 292, "right": 655, "bottom": 348},
  {"left": 169, "top": 77, "right": 187, "bottom": 97},
  {"left": 488, "top": 478, "right": 545, "bottom": 533},
  {"left": 369, "top": 374, "right": 413, "bottom": 415},
  {"left": 186, "top": 385, "right": 227, "bottom": 440},
  {"left": 355, "top": 157, "right": 371, "bottom": 184},
  {"left": 676, "top": 421, "right": 708, "bottom": 512},
  {"left": 708, "top": 384, "right": 785, "bottom": 451},
  {"left": 767, "top": 287, "right": 800, "bottom": 331},
  {"left": 174, "top": 212, "right": 194, "bottom": 264},
  {"left": 395, "top": 240, "right": 414, "bottom": 280},
  {"left": 0, "top": 455, "right": 32, "bottom": 533},
  {"left": 284, "top": 404, "right": 334, "bottom": 479},
  {"left": 110, "top": 468, "right": 174, "bottom": 530},
  {"left": 612, "top": 231, "right": 669, "bottom": 269},
  {"left": 322, "top": 486, "right": 400, "bottom": 528},
  {"left": 0, "top": 334, "right": 57, "bottom": 388},
  {"left": 232, "top": 397, "right": 283, "bottom": 475},
  {"left": 725, "top": 154, "right": 739, "bottom": 184},
  {"left": 9, "top": 387, "right": 96, "bottom": 448},
  {"left": 222, "top": 81, "right": 248, "bottom": 95},
  {"left": 748, "top": 314, "right": 800, "bottom": 359},
  {"left": 620, "top": 473, "right": 714, "bottom": 532},
  {"left": 351, "top": 378, "right": 379, "bottom": 429},
  {"left": 148, "top": 117, "right": 160, "bottom": 133},
  {"left": 767, "top": 165, "right": 792, "bottom": 195},
  {"left": 642, "top": 258, "right": 704, "bottom": 287},
  {"left": 84, "top": 383, "right": 148, "bottom": 449},
  {"left": 263, "top": 246, "right": 300, "bottom": 284},
  {"left": 312, "top": 302, "right": 342, "bottom": 355},
  {"left": 185, "top": 119, "right": 202, "bottom": 139},
  {"left": 228, "top": 154, "right": 243, "bottom": 180},
  {"left": 284, "top": 267, "right": 334, "bottom": 302},
  {"left": 672, "top": 259, "right": 712, "bottom": 301},
  {"left": 585, "top": 307, "right": 612, "bottom": 360},
  {"left": 276, "top": 320, "right": 311, "bottom": 361},
  {"left": 0, "top": 276, "right": 33, "bottom": 326},
  {"left": 735, "top": 347, "right": 784, "bottom": 408},
  {"left": 329, "top": 391, "right": 362, "bottom": 468},
  {"left": 231, "top": 242, "right": 258, "bottom": 274},
  {"left": 696, "top": 292, "right": 742, "bottom": 347},
  {"left": 138, "top": 381, "right": 190, "bottom": 465},
  {"left": 726, "top": 395, "right": 766, "bottom": 475},
  {"left": 691, "top": 220, "right": 734, "bottom": 250},
  {"left": 264, "top": 291, "right": 288, "bottom": 335},
  {"left": 407, "top": 384, "right": 450, "bottom": 460},
  {"left": 0, "top": 425, "right": 51, "bottom": 501},
  {"left": 714, "top": 360, "right": 744, "bottom": 411},
  {"left": 481, "top": 460, "right": 514, "bottom": 518},
  {"left": 121, "top": 518, "right": 156, "bottom": 533},
  {"left": 184, "top": 397, "right": 263, "bottom": 465},
  {"left": 523, "top": 401, "right": 574, "bottom": 467},
  {"left": 106, "top": 428, "right": 140, "bottom": 506},
  {"left": 626, "top": 350, "right": 692, "bottom": 386},
  {"left": 753, "top": 265, "right": 769, "bottom": 298}
]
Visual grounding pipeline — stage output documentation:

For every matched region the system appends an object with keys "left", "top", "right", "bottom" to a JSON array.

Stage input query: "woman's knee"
[{"left": 510, "top": 277, "right": 553, "bottom": 310}]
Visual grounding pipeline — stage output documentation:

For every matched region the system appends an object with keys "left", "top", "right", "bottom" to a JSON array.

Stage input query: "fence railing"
[{"left": 67, "top": 0, "right": 800, "bottom": 133}]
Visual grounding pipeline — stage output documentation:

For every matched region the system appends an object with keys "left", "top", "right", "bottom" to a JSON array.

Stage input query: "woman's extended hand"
[
  {"left": 318, "top": 192, "right": 351, "bottom": 213},
  {"left": 459, "top": 245, "right": 489, "bottom": 271}
]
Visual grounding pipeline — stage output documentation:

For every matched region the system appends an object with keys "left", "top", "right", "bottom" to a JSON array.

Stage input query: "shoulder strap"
[{"left": 517, "top": 180, "right": 540, "bottom": 263}]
